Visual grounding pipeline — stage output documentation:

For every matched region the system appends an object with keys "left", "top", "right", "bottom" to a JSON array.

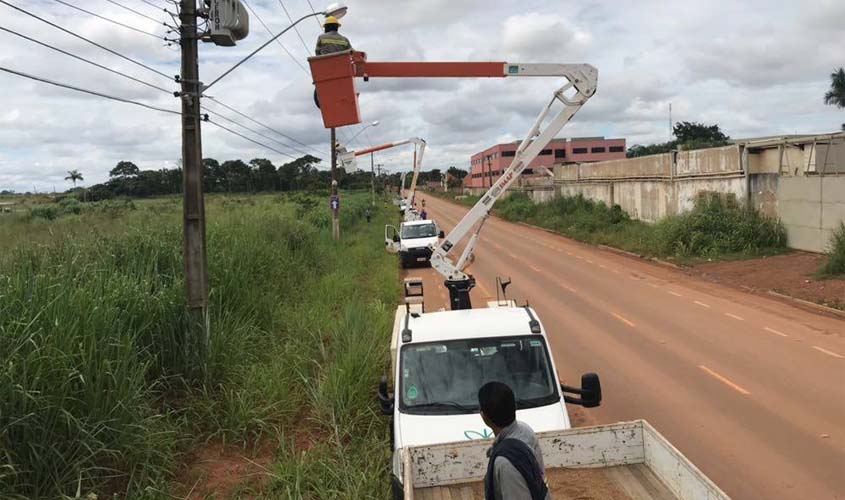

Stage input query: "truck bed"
[
  {"left": 402, "top": 420, "right": 729, "bottom": 500},
  {"left": 414, "top": 463, "right": 677, "bottom": 499}
]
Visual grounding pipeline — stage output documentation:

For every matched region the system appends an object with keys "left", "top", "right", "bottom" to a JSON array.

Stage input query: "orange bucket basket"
[{"left": 308, "top": 50, "right": 367, "bottom": 128}]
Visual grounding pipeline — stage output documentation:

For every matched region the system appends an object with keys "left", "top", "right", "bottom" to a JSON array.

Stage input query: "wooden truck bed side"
[{"left": 404, "top": 420, "right": 730, "bottom": 500}]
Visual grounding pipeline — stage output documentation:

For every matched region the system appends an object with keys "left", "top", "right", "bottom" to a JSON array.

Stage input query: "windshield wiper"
[{"left": 405, "top": 401, "right": 475, "bottom": 413}]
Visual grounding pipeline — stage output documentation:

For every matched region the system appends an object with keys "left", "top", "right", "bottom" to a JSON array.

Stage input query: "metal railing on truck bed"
[{"left": 403, "top": 420, "right": 730, "bottom": 500}]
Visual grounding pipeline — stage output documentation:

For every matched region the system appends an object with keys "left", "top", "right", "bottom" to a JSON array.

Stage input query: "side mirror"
[
  {"left": 377, "top": 375, "right": 394, "bottom": 415},
  {"left": 561, "top": 372, "right": 602, "bottom": 408},
  {"left": 438, "top": 230, "right": 445, "bottom": 238}
]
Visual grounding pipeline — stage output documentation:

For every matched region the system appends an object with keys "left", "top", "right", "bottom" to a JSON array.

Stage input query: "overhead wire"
[
  {"left": 0, "top": 25, "right": 174, "bottom": 95},
  {"left": 204, "top": 96, "right": 323, "bottom": 156},
  {"left": 0, "top": 0, "right": 174, "bottom": 81},
  {"left": 206, "top": 119, "right": 297, "bottom": 160},
  {"left": 0, "top": 65, "right": 181, "bottom": 115},
  {"left": 276, "top": 0, "right": 311, "bottom": 55},
  {"left": 47, "top": 0, "right": 165, "bottom": 40},
  {"left": 239, "top": 0, "right": 308, "bottom": 74},
  {"left": 304, "top": 0, "right": 322, "bottom": 29},
  {"left": 202, "top": 106, "right": 314, "bottom": 157},
  {"left": 104, "top": 0, "right": 166, "bottom": 24}
]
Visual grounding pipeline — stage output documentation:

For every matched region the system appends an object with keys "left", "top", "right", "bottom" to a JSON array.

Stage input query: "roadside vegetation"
[
  {"left": 818, "top": 222, "right": 845, "bottom": 276},
  {"left": 0, "top": 192, "right": 396, "bottom": 499},
  {"left": 436, "top": 191, "right": 787, "bottom": 261}
]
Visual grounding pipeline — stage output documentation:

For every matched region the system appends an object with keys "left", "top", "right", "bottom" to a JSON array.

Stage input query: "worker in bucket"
[
  {"left": 315, "top": 15, "right": 352, "bottom": 55},
  {"left": 478, "top": 382, "right": 550, "bottom": 500}
]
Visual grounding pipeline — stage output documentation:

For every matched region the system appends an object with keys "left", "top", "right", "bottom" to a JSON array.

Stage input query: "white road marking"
[
  {"left": 558, "top": 282, "right": 577, "bottom": 293},
  {"left": 647, "top": 282, "right": 659, "bottom": 288},
  {"left": 694, "top": 301, "right": 711, "bottom": 308},
  {"left": 668, "top": 290, "right": 683, "bottom": 297},
  {"left": 529, "top": 264, "right": 542, "bottom": 273},
  {"left": 611, "top": 312, "right": 636, "bottom": 328},
  {"left": 725, "top": 313, "right": 745, "bottom": 321},
  {"left": 599, "top": 264, "right": 608, "bottom": 269},
  {"left": 586, "top": 259, "right": 594, "bottom": 264},
  {"left": 764, "top": 327, "right": 789, "bottom": 338},
  {"left": 812, "top": 346, "right": 843, "bottom": 359},
  {"left": 699, "top": 365, "right": 751, "bottom": 395}
]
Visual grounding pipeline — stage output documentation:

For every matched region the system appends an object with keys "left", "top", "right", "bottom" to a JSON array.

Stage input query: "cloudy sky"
[{"left": 0, "top": 0, "right": 843, "bottom": 192}]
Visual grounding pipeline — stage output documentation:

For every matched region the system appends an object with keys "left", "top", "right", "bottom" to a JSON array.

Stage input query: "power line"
[
  {"left": 202, "top": 106, "right": 313, "bottom": 157},
  {"left": 0, "top": 65, "right": 181, "bottom": 115},
  {"left": 0, "top": 25, "right": 174, "bottom": 95},
  {"left": 138, "top": 0, "right": 166, "bottom": 10},
  {"left": 204, "top": 96, "right": 323, "bottom": 156},
  {"left": 206, "top": 119, "right": 297, "bottom": 160},
  {"left": 304, "top": 0, "right": 322, "bottom": 29},
  {"left": 0, "top": 0, "right": 174, "bottom": 81},
  {"left": 240, "top": 0, "right": 307, "bottom": 74},
  {"left": 47, "top": 0, "right": 165, "bottom": 40},
  {"left": 277, "top": 0, "right": 311, "bottom": 55},
  {"left": 103, "top": 0, "right": 166, "bottom": 24}
]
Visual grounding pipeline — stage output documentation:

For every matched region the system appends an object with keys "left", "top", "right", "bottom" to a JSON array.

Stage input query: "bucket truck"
[
  {"left": 341, "top": 137, "right": 427, "bottom": 221},
  {"left": 307, "top": 50, "right": 729, "bottom": 500}
]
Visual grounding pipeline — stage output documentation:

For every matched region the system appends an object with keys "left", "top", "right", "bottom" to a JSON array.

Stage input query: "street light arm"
[{"left": 203, "top": 11, "right": 323, "bottom": 92}]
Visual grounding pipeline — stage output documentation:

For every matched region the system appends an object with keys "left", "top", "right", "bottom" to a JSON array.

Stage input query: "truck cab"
[
  {"left": 385, "top": 219, "right": 445, "bottom": 268},
  {"left": 378, "top": 302, "right": 601, "bottom": 497}
]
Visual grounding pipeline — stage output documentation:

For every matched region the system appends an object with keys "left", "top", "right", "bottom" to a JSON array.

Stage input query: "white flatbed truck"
[{"left": 381, "top": 287, "right": 730, "bottom": 500}]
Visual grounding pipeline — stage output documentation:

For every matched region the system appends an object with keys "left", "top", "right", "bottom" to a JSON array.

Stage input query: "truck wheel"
[{"left": 391, "top": 477, "right": 404, "bottom": 500}]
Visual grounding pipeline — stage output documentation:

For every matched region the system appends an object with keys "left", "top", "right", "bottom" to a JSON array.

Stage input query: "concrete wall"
[
  {"left": 777, "top": 176, "right": 845, "bottom": 252},
  {"left": 546, "top": 139, "right": 845, "bottom": 252}
]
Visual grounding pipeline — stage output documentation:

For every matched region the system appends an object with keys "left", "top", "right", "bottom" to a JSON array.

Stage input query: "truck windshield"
[
  {"left": 399, "top": 336, "right": 559, "bottom": 415},
  {"left": 401, "top": 224, "right": 437, "bottom": 239}
]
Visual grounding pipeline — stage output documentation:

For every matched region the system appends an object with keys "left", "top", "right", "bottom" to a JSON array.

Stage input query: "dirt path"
[{"left": 688, "top": 252, "right": 844, "bottom": 310}]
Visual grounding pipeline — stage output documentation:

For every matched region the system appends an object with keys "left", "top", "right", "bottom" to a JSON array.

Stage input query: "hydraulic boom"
[{"left": 342, "top": 137, "right": 427, "bottom": 221}]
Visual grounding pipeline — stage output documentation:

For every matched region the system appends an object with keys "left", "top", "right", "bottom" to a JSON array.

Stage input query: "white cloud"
[{"left": 0, "top": 0, "right": 843, "bottom": 192}]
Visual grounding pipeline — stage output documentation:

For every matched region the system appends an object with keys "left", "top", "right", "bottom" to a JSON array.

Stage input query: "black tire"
[{"left": 391, "top": 476, "right": 404, "bottom": 500}]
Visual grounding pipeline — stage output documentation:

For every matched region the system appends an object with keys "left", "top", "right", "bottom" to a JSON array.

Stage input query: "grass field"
[{"left": 0, "top": 192, "right": 397, "bottom": 499}]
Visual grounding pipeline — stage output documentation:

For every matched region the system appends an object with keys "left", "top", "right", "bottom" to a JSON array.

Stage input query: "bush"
[
  {"left": 477, "top": 191, "right": 786, "bottom": 260},
  {"left": 655, "top": 194, "right": 786, "bottom": 257},
  {"left": 819, "top": 222, "right": 845, "bottom": 276}
]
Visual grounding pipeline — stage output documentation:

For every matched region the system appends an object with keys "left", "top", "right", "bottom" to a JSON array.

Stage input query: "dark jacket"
[
  {"left": 315, "top": 31, "right": 351, "bottom": 55},
  {"left": 484, "top": 421, "right": 550, "bottom": 500}
]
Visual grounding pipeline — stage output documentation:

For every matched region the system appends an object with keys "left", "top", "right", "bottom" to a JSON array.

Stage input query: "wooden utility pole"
[
  {"left": 370, "top": 151, "right": 375, "bottom": 206},
  {"left": 180, "top": 0, "right": 209, "bottom": 359},
  {"left": 330, "top": 127, "right": 340, "bottom": 240}
]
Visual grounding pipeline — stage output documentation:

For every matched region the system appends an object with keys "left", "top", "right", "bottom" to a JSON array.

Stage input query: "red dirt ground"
[
  {"left": 174, "top": 441, "right": 275, "bottom": 499},
  {"left": 687, "top": 252, "right": 845, "bottom": 311}
]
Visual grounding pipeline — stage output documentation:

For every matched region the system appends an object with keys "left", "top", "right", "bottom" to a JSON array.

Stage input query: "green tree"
[
  {"left": 628, "top": 121, "right": 731, "bottom": 158},
  {"left": 249, "top": 158, "right": 277, "bottom": 191},
  {"left": 109, "top": 161, "right": 140, "bottom": 179},
  {"left": 65, "top": 169, "right": 83, "bottom": 188},
  {"left": 823, "top": 67, "right": 845, "bottom": 109}
]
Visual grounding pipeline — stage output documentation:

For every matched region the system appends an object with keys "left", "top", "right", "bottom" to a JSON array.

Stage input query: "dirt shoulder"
[{"left": 686, "top": 252, "right": 844, "bottom": 311}]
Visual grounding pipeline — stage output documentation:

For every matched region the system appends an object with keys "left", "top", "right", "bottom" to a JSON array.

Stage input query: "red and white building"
[{"left": 465, "top": 137, "right": 626, "bottom": 190}]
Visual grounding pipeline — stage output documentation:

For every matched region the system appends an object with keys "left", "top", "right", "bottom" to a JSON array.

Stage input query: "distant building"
[{"left": 466, "top": 137, "right": 626, "bottom": 189}]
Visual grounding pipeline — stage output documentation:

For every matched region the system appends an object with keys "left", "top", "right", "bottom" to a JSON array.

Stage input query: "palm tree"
[
  {"left": 824, "top": 68, "right": 845, "bottom": 109},
  {"left": 65, "top": 169, "right": 83, "bottom": 188}
]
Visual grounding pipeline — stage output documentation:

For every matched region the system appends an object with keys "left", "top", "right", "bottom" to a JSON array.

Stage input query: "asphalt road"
[{"left": 401, "top": 195, "right": 845, "bottom": 500}]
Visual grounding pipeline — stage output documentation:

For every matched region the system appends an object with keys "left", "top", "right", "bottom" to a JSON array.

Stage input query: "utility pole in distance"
[
  {"left": 180, "top": 0, "right": 209, "bottom": 363},
  {"left": 330, "top": 127, "right": 340, "bottom": 240},
  {"left": 370, "top": 151, "right": 375, "bottom": 206}
]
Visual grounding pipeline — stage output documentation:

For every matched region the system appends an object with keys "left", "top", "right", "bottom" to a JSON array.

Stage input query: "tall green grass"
[
  {"left": 491, "top": 192, "right": 787, "bottom": 259},
  {"left": 0, "top": 193, "right": 397, "bottom": 499},
  {"left": 818, "top": 222, "right": 845, "bottom": 276}
]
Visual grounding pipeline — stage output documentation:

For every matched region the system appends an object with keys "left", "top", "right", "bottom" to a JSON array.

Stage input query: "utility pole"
[
  {"left": 330, "top": 127, "right": 340, "bottom": 240},
  {"left": 370, "top": 151, "right": 375, "bottom": 206},
  {"left": 180, "top": 0, "right": 209, "bottom": 363}
]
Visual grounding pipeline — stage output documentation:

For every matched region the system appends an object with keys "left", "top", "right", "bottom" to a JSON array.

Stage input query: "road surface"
[{"left": 401, "top": 195, "right": 845, "bottom": 500}]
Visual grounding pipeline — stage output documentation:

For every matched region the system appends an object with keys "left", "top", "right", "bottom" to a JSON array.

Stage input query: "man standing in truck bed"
[
  {"left": 479, "top": 382, "right": 550, "bottom": 500},
  {"left": 315, "top": 15, "right": 351, "bottom": 55}
]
